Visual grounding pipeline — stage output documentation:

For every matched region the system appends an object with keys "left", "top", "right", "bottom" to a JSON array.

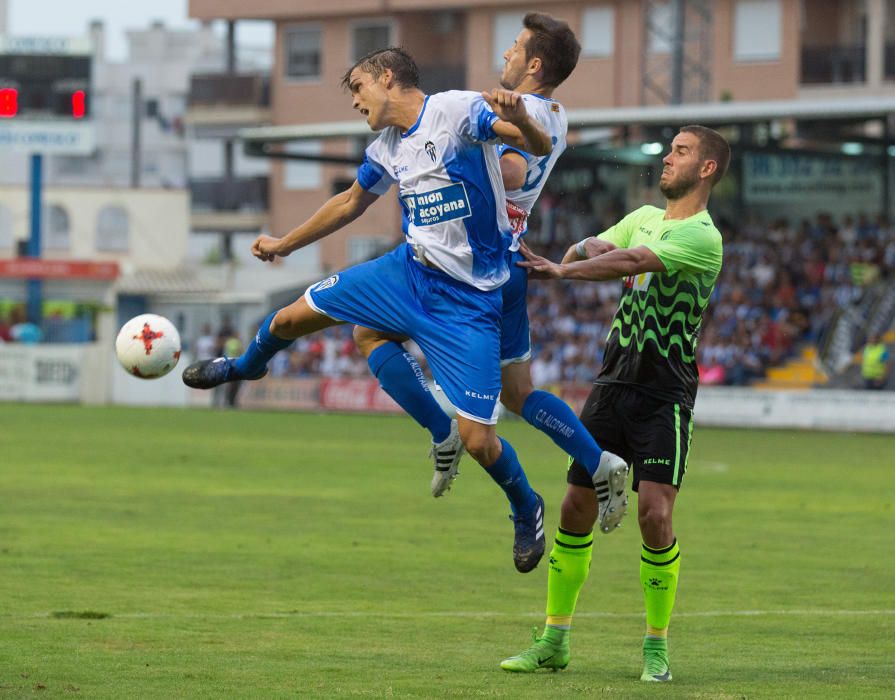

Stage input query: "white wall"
[
  {"left": 0, "top": 185, "right": 189, "bottom": 268},
  {"left": 695, "top": 387, "right": 895, "bottom": 433}
]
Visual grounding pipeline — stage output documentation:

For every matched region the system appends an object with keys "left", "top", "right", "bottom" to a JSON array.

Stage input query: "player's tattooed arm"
[
  {"left": 561, "top": 237, "right": 618, "bottom": 263},
  {"left": 252, "top": 181, "right": 379, "bottom": 261},
  {"left": 520, "top": 242, "right": 665, "bottom": 281},
  {"left": 483, "top": 89, "right": 552, "bottom": 156}
]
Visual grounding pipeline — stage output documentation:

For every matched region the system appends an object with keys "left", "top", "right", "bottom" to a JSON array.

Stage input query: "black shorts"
[{"left": 567, "top": 383, "right": 693, "bottom": 492}]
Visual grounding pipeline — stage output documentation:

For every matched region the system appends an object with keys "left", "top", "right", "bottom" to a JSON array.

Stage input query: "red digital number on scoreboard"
[
  {"left": 0, "top": 88, "right": 18, "bottom": 118},
  {"left": 72, "top": 89, "right": 85, "bottom": 119}
]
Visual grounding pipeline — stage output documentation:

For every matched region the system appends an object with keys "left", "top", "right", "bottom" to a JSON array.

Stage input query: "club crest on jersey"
[
  {"left": 424, "top": 140, "right": 437, "bottom": 163},
  {"left": 402, "top": 183, "right": 472, "bottom": 227},
  {"left": 313, "top": 274, "right": 340, "bottom": 292}
]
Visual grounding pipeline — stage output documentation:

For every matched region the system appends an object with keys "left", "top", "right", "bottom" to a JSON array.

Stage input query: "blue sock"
[
  {"left": 232, "top": 311, "right": 293, "bottom": 379},
  {"left": 484, "top": 438, "right": 537, "bottom": 515},
  {"left": 368, "top": 342, "right": 452, "bottom": 443},
  {"left": 521, "top": 390, "right": 603, "bottom": 477}
]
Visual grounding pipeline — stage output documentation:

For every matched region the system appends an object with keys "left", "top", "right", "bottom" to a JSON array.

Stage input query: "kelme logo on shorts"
[
  {"left": 313, "top": 274, "right": 339, "bottom": 292},
  {"left": 402, "top": 183, "right": 472, "bottom": 227}
]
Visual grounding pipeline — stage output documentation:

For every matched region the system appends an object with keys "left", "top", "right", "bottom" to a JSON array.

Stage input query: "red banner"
[
  {"left": 320, "top": 377, "right": 403, "bottom": 413},
  {"left": 0, "top": 258, "right": 120, "bottom": 280},
  {"left": 239, "top": 377, "right": 321, "bottom": 410}
]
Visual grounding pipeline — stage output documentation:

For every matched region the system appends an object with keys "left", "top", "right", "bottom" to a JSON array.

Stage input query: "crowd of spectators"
[
  {"left": 234, "top": 203, "right": 894, "bottom": 389},
  {"left": 0, "top": 307, "right": 44, "bottom": 344}
]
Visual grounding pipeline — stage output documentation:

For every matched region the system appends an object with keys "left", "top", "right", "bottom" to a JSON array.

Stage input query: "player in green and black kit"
[{"left": 500, "top": 125, "right": 730, "bottom": 682}]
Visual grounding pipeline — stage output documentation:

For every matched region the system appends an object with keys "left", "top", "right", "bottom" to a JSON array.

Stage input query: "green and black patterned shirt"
[{"left": 595, "top": 205, "right": 723, "bottom": 407}]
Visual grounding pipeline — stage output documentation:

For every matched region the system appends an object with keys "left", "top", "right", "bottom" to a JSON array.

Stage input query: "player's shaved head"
[{"left": 341, "top": 47, "right": 420, "bottom": 91}]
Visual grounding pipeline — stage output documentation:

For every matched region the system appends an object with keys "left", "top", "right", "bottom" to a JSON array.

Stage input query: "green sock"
[
  {"left": 640, "top": 539, "right": 681, "bottom": 634},
  {"left": 545, "top": 528, "right": 593, "bottom": 631}
]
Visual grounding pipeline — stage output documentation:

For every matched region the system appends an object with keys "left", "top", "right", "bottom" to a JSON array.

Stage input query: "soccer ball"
[{"left": 115, "top": 314, "right": 182, "bottom": 379}]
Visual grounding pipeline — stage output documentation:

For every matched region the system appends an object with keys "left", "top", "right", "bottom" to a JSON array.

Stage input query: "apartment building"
[{"left": 188, "top": 0, "right": 895, "bottom": 270}]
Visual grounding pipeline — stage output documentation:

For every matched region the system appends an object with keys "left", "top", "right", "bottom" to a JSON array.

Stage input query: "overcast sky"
[{"left": 5, "top": 0, "right": 272, "bottom": 60}]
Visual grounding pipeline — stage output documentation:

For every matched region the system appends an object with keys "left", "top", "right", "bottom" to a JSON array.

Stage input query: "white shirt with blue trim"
[
  {"left": 498, "top": 94, "right": 568, "bottom": 251},
  {"left": 356, "top": 90, "right": 513, "bottom": 291}
]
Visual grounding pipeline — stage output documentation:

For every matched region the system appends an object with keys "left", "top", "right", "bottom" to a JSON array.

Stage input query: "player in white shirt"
[
  {"left": 182, "top": 47, "right": 552, "bottom": 573},
  {"left": 352, "top": 14, "right": 629, "bottom": 536}
]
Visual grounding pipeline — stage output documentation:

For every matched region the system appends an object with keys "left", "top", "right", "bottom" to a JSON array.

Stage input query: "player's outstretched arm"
[
  {"left": 483, "top": 89, "right": 552, "bottom": 157},
  {"left": 560, "top": 237, "right": 619, "bottom": 263},
  {"left": 520, "top": 242, "right": 665, "bottom": 281},
  {"left": 252, "top": 181, "right": 379, "bottom": 261}
]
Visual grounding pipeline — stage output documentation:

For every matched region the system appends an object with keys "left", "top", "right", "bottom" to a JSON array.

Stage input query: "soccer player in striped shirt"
[{"left": 501, "top": 125, "right": 730, "bottom": 682}]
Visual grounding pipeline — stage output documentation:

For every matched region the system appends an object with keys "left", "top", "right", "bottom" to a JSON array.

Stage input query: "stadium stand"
[{"left": 262, "top": 201, "right": 892, "bottom": 391}]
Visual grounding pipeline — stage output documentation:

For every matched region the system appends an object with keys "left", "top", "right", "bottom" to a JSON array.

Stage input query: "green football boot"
[
  {"left": 640, "top": 636, "right": 672, "bottom": 682},
  {"left": 500, "top": 627, "right": 570, "bottom": 673}
]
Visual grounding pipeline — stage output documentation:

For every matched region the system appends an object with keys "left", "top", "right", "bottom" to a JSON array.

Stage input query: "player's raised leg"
[
  {"left": 182, "top": 298, "right": 340, "bottom": 389},
  {"left": 353, "top": 325, "right": 463, "bottom": 497},
  {"left": 501, "top": 359, "right": 629, "bottom": 533},
  {"left": 405, "top": 275, "right": 546, "bottom": 573},
  {"left": 456, "top": 416, "right": 544, "bottom": 572}
]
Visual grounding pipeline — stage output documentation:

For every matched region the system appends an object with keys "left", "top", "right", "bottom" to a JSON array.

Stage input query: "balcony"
[
  {"left": 190, "top": 176, "right": 269, "bottom": 232},
  {"left": 801, "top": 44, "right": 865, "bottom": 85},
  {"left": 887, "top": 43, "right": 895, "bottom": 81},
  {"left": 185, "top": 73, "right": 271, "bottom": 129}
]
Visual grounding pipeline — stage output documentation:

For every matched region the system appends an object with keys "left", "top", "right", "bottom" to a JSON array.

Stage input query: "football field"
[{"left": 1, "top": 403, "right": 892, "bottom": 698}]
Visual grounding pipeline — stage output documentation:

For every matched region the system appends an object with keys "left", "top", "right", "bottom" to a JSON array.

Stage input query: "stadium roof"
[{"left": 240, "top": 97, "right": 895, "bottom": 145}]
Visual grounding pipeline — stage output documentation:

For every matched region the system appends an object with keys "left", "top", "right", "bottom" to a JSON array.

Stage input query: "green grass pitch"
[{"left": 1, "top": 403, "right": 893, "bottom": 698}]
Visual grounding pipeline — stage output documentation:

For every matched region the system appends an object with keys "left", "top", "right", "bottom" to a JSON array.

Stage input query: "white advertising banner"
[
  {"left": 0, "top": 344, "right": 84, "bottom": 401},
  {"left": 0, "top": 36, "right": 92, "bottom": 55},
  {"left": 0, "top": 122, "right": 96, "bottom": 155},
  {"left": 695, "top": 387, "right": 895, "bottom": 433},
  {"left": 743, "top": 152, "right": 881, "bottom": 205}
]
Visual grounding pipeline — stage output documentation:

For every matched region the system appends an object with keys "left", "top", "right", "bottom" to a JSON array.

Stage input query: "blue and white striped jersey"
[
  {"left": 499, "top": 93, "right": 568, "bottom": 251},
  {"left": 356, "top": 90, "right": 514, "bottom": 291}
]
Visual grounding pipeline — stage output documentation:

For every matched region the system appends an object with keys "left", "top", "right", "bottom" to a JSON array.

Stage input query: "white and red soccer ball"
[{"left": 115, "top": 314, "right": 181, "bottom": 379}]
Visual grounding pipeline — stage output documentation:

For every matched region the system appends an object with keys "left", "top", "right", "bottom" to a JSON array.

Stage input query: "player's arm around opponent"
[{"left": 521, "top": 240, "right": 666, "bottom": 281}]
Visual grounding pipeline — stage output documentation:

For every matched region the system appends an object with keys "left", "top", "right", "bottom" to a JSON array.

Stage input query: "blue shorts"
[
  {"left": 305, "top": 244, "right": 503, "bottom": 424},
  {"left": 500, "top": 249, "right": 531, "bottom": 366}
]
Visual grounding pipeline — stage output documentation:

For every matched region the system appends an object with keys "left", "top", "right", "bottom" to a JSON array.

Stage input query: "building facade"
[{"left": 187, "top": 0, "right": 895, "bottom": 270}]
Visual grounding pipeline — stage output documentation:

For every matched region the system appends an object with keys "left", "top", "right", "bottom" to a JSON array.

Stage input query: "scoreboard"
[
  {"left": 0, "top": 36, "right": 95, "bottom": 154},
  {"left": 0, "top": 53, "right": 90, "bottom": 119}
]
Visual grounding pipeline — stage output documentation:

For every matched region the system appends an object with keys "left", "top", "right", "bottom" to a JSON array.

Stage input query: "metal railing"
[
  {"left": 418, "top": 65, "right": 466, "bottom": 94},
  {"left": 800, "top": 44, "right": 866, "bottom": 84},
  {"left": 188, "top": 73, "right": 270, "bottom": 108},
  {"left": 189, "top": 176, "right": 269, "bottom": 212},
  {"left": 886, "top": 43, "right": 895, "bottom": 80}
]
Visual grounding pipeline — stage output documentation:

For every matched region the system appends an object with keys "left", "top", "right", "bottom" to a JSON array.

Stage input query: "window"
[
  {"left": 96, "top": 205, "right": 130, "bottom": 252},
  {"left": 582, "top": 6, "right": 615, "bottom": 57},
  {"left": 284, "top": 140, "right": 323, "bottom": 191},
  {"left": 734, "top": 0, "right": 781, "bottom": 61},
  {"left": 284, "top": 25, "right": 322, "bottom": 80},
  {"left": 188, "top": 140, "right": 223, "bottom": 178},
  {"left": 352, "top": 21, "right": 394, "bottom": 63},
  {"left": 0, "top": 204, "right": 13, "bottom": 250},
  {"left": 43, "top": 204, "right": 70, "bottom": 250},
  {"left": 493, "top": 11, "right": 526, "bottom": 70}
]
